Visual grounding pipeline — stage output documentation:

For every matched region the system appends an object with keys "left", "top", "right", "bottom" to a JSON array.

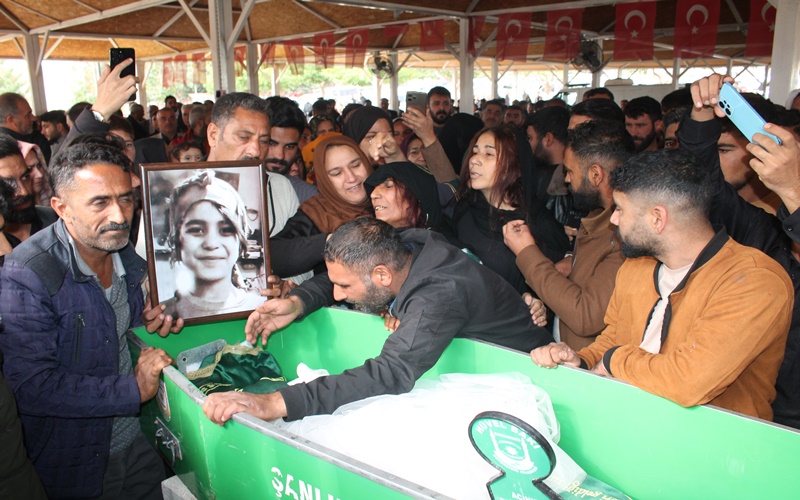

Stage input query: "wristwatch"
[{"left": 91, "top": 109, "right": 108, "bottom": 123}]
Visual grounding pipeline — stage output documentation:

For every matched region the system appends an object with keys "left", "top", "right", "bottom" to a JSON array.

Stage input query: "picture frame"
[{"left": 140, "top": 161, "right": 270, "bottom": 326}]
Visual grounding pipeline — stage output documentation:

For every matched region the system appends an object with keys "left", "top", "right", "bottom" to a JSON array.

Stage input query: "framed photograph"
[{"left": 140, "top": 161, "right": 270, "bottom": 325}]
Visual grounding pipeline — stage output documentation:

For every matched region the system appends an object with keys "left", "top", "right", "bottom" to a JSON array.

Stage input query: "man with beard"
[
  {"left": 0, "top": 136, "right": 57, "bottom": 248},
  {"left": 0, "top": 93, "right": 51, "bottom": 163},
  {"left": 426, "top": 86, "right": 452, "bottom": 129},
  {"left": 201, "top": 218, "right": 553, "bottom": 423},
  {"left": 480, "top": 99, "right": 505, "bottom": 128},
  {"left": 0, "top": 140, "right": 173, "bottom": 498},
  {"left": 531, "top": 149, "right": 793, "bottom": 422},
  {"left": 624, "top": 96, "right": 663, "bottom": 152},
  {"left": 504, "top": 120, "right": 631, "bottom": 350},
  {"left": 264, "top": 96, "right": 318, "bottom": 203}
]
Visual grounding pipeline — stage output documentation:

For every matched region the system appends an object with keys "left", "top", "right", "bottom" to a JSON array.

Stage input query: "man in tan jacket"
[
  {"left": 504, "top": 120, "right": 632, "bottom": 350},
  {"left": 531, "top": 149, "right": 793, "bottom": 421}
]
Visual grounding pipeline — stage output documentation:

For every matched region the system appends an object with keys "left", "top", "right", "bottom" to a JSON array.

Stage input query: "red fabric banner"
[
  {"left": 173, "top": 54, "right": 187, "bottom": 86},
  {"left": 259, "top": 42, "right": 276, "bottom": 69},
  {"left": 495, "top": 13, "right": 532, "bottom": 62},
  {"left": 745, "top": 0, "right": 776, "bottom": 57},
  {"left": 192, "top": 53, "right": 206, "bottom": 85},
  {"left": 674, "top": 0, "right": 720, "bottom": 58},
  {"left": 468, "top": 16, "right": 485, "bottom": 57},
  {"left": 162, "top": 59, "right": 174, "bottom": 88},
  {"left": 614, "top": 2, "right": 656, "bottom": 60},
  {"left": 233, "top": 46, "right": 246, "bottom": 77},
  {"left": 420, "top": 20, "right": 445, "bottom": 52},
  {"left": 284, "top": 38, "right": 305, "bottom": 74},
  {"left": 345, "top": 28, "right": 369, "bottom": 68},
  {"left": 543, "top": 9, "right": 584, "bottom": 61},
  {"left": 314, "top": 32, "right": 335, "bottom": 68},
  {"left": 384, "top": 23, "right": 409, "bottom": 43}
]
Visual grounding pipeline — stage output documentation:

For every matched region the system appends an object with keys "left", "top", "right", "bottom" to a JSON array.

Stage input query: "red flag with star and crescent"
[
  {"left": 314, "top": 32, "right": 335, "bottom": 68},
  {"left": 283, "top": 38, "right": 304, "bottom": 74},
  {"left": 543, "top": 9, "right": 584, "bottom": 61},
  {"left": 496, "top": 13, "right": 532, "bottom": 62},
  {"left": 746, "top": 0, "right": 776, "bottom": 57},
  {"left": 345, "top": 28, "right": 369, "bottom": 67},
  {"left": 420, "top": 20, "right": 445, "bottom": 52},
  {"left": 614, "top": 2, "right": 656, "bottom": 60},
  {"left": 468, "top": 16, "right": 485, "bottom": 57},
  {"left": 674, "top": 0, "right": 720, "bottom": 58}
]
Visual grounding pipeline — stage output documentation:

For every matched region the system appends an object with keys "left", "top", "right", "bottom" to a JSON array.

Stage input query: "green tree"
[{"left": 0, "top": 61, "right": 30, "bottom": 97}]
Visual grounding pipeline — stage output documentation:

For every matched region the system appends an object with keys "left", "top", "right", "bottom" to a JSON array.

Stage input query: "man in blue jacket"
[{"left": 0, "top": 139, "right": 172, "bottom": 498}]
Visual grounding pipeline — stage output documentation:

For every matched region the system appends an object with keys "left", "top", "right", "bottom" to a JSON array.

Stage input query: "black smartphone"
[{"left": 110, "top": 48, "right": 136, "bottom": 102}]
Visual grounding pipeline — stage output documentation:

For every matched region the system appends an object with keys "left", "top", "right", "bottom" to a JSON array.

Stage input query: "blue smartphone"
[{"left": 717, "top": 83, "right": 781, "bottom": 145}]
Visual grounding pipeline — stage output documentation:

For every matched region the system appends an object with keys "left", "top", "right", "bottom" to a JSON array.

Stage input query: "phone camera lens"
[{"left": 725, "top": 108, "right": 731, "bottom": 115}]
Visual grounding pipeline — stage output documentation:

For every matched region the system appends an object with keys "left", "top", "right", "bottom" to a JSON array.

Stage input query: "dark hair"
[
  {"left": 169, "top": 140, "right": 204, "bottom": 161},
  {"left": 427, "top": 86, "right": 451, "bottom": 103},
  {"left": 0, "top": 134, "right": 22, "bottom": 161},
  {"left": 0, "top": 93, "right": 26, "bottom": 123},
  {"left": 526, "top": 106, "right": 570, "bottom": 144},
  {"left": 571, "top": 98, "right": 625, "bottom": 123},
  {"left": 663, "top": 108, "right": 688, "bottom": 130},
  {"left": 610, "top": 149, "right": 711, "bottom": 218},
  {"left": 457, "top": 126, "right": 523, "bottom": 209},
  {"left": 661, "top": 88, "right": 693, "bottom": 114},
  {"left": 312, "top": 99, "right": 328, "bottom": 114},
  {"left": 624, "top": 96, "right": 663, "bottom": 122},
  {"left": 49, "top": 138, "right": 133, "bottom": 197},
  {"left": 210, "top": 92, "right": 268, "bottom": 131},
  {"left": 506, "top": 104, "right": 526, "bottom": 117},
  {"left": 264, "top": 96, "right": 307, "bottom": 136},
  {"left": 40, "top": 110, "right": 68, "bottom": 128},
  {"left": 567, "top": 120, "right": 634, "bottom": 173},
  {"left": 720, "top": 93, "right": 778, "bottom": 136},
  {"left": 324, "top": 217, "right": 412, "bottom": 275},
  {"left": 483, "top": 98, "right": 506, "bottom": 111},
  {"left": 67, "top": 102, "right": 92, "bottom": 125},
  {"left": 165, "top": 95, "right": 176, "bottom": 103},
  {"left": 108, "top": 114, "right": 134, "bottom": 137},
  {"left": 0, "top": 177, "right": 14, "bottom": 220},
  {"left": 584, "top": 87, "right": 615, "bottom": 101},
  {"left": 309, "top": 114, "right": 337, "bottom": 140}
]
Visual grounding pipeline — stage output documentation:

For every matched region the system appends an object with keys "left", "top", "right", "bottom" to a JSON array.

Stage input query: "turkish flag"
[
  {"left": 420, "top": 20, "right": 445, "bottom": 52},
  {"left": 173, "top": 54, "right": 188, "bottom": 86},
  {"left": 468, "top": 16, "right": 485, "bottom": 57},
  {"left": 233, "top": 46, "right": 246, "bottom": 77},
  {"left": 314, "top": 32, "right": 335, "bottom": 68},
  {"left": 283, "top": 38, "right": 304, "bottom": 74},
  {"left": 345, "top": 28, "right": 369, "bottom": 68},
  {"left": 192, "top": 53, "right": 206, "bottom": 85},
  {"left": 162, "top": 59, "right": 174, "bottom": 88},
  {"left": 674, "top": 0, "right": 720, "bottom": 58},
  {"left": 614, "top": 2, "right": 656, "bottom": 60},
  {"left": 543, "top": 9, "right": 584, "bottom": 61},
  {"left": 384, "top": 23, "right": 409, "bottom": 43},
  {"left": 259, "top": 42, "right": 276, "bottom": 69},
  {"left": 496, "top": 13, "right": 532, "bottom": 62},
  {"left": 746, "top": 0, "right": 776, "bottom": 57}
]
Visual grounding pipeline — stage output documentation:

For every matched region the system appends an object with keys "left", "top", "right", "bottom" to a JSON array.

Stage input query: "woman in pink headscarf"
[{"left": 17, "top": 141, "right": 53, "bottom": 206}]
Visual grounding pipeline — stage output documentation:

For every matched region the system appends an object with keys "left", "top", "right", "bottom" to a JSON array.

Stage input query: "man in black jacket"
[
  {"left": 202, "top": 218, "right": 553, "bottom": 424},
  {"left": 0, "top": 93, "right": 51, "bottom": 163}
]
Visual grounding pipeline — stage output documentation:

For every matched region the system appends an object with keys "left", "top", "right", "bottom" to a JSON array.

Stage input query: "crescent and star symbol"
[
  {"left": 761, "top": 3, "right": 776, "bottom": 32},
  {"left": 505, "top": 19, "right": 522, "bottom": 42},
  {"left": 686, "top": 4, "right": 709, "bottom": 36},
  {"left": 624, "top": 10, "right": 646, "bottom": 39},
  {"left": 554, "top": 15, "right": 573, "bottom": 42}
]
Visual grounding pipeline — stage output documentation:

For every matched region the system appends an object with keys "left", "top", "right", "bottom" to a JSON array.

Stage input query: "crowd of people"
[{"left": 1, "top": 53, "right": 800, "bottom": 498}]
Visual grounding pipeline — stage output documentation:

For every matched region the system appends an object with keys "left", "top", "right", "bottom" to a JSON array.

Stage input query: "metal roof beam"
[
  {"left": 292, "top": 0, "right": 342, "bottom": 29},
  {"left": 301, "top": 0, "right": 465, "bottom": 18},
  {"left": 30, "top": 0, "right": 174, "bottom": 35},
  {"left": 0, "top": 29, "right": 204, "bottom": 44},
  {"left": 0, "top": 3, "right": 29, "bottom": 33},
  {"left": 154, "top": 0, "right": 199, "bottom": 37},
  {"left": 227, "top": 0, "right": 257, "bottom": 51},
  {"left": 7, "top": 0, "right": 58, "bottom": 23}
]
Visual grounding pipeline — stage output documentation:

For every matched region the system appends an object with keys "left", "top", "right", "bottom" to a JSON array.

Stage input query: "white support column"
[
  {"left": 374, "top": 75, "right": 382, "bottom": 103},
  {"left": 137, "top": 60, "right": 148, "bottom": 106},
  {"left": 491, "top": 59, "right": 499, "bottom": 99},
  {"left": 209, "top": 0, "right": 236, "bottom": 93},
  {"left": 769, "top": 0, "right": 800, "bottom": 104},
  {"left": 271, "top": 65, "right": 280, "bottom": 96},
  {"left": 672, "top": 57, "right": 681, "bottom": 89},
  {"left": 458, "top": 18, "right": 474, "bottom": 113},
  {"left": 563, "top": 63, "right": 569, "bottom": 89},
  {"left": 246, "top": 43, "right": 258, "bottom": 95},
  {"left": 23, "top": 35, "right": 47, "bottom": 114},
  {"left": 389, "top": 52, "right": 399, "bottom": 113}
]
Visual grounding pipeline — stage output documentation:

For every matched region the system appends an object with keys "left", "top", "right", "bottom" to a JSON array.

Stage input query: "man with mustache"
[
  {"left": 264, "top": 96, "right": 318, "bottom": 203},
  {"left": 624, "top": 96, "right": 663, "bottom": 153},
  {"left": 0, "top": 140, "right": 173, "bottom": 498},
  {"left": 0, "top": 135, "right": 57, "bottom": 249},
  {"left": 426, "top": 86, "right": 453, "bottom": 129}
]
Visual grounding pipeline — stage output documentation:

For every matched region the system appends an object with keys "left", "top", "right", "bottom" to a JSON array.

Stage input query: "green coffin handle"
[{"left": 154, "top": 417, "right": 183, "bottom": 467}]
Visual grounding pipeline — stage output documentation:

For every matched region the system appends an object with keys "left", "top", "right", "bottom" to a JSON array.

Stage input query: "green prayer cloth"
[{"left": 186, "top": 343, "right": 288, "bottom": 395}]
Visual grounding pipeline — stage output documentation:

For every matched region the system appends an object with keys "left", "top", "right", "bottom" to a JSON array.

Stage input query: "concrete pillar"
[
  {"left": 491, "top": 59, "right": 499, "bottom": 99},
  {"left": 209, "top": 0, "right": 236, "bottom": 93},
  {"left": 246, "top": 43, "right": 258, "bottom": 95},
  {"left": 389, "top": 52, "right": 399, "bottom": 113},
  {"left": 137, "top": 60, "right": 148, "bottom": 107},
  {"left": 458, "top": 18, "right": 475, "bottom": 114},
  {"left": 23, "top": 35, "right": 47, "bottom": 114},
  {"left": 672, "top": 57, "right": 681, "bottom": 89},
  {"left": 769, "top": 0, "right": 800, "bottom": 104}
]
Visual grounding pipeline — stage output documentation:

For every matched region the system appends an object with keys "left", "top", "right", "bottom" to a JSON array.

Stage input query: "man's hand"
[
  {"left": 92, "top": 59, "right": 138, "bottom": 121},
  {"left": 244, "top": 295, "right": 304, "bottom": 345},
  {"left": 530, "top": 342, "right": 581, "bottom": 369},
  {"left": 367, "top": 132, "right": 405, "bottom": 164},
  {"left": 380, "top": 311, "right": 400, "bottom": 332},
  {"left": 689, "top": 73, "right": 735, "bottom": 122},
  {"left": 202, "top": 391, "right": 287, "bottom": 425},
  {"left": 134, "top": 347, "right": 173, "bottom": 402},
  {"left": 142, "top": 300, "right": 184, "bottom": 337},
  {"left": 590, "top": 360, "right": 610, "bottom": 377},
  {"left": 522, "top": 292, "right": 547, "bottom": 327},
  {"left": 502, "top": 220, "right": 536, "bottom": 256},
  {"left": 748, "top": 125, "right": 800, "bottom": 213},
  {"left": 258, "top": 274, "right": 290, "bottom": 299},
  {"left": 401, "top": 106, "right": 437, "bottom": 147}
]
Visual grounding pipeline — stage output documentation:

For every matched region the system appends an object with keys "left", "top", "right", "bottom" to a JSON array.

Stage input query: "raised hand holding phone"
[{"left": 717, "top": 82, "right": 782, "bottom": 146}]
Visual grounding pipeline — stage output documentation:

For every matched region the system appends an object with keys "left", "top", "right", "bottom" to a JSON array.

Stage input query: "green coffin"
[{"left": 128, "top": 307, "right": 800, "bottom": 500}]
